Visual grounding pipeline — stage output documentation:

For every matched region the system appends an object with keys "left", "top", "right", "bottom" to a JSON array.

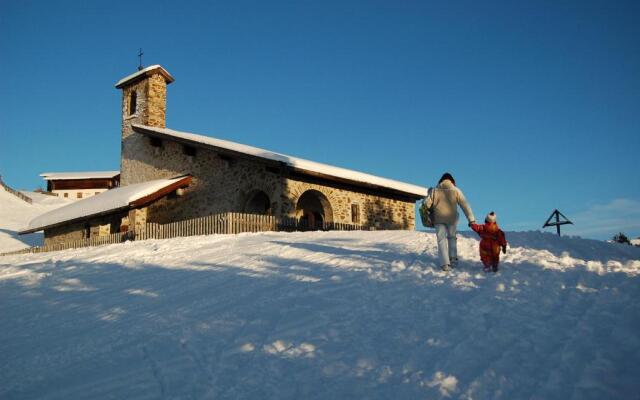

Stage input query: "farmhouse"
[
  {"left": 22, "top": 65, "right": 427, "bottom": 245},
  {"left": 40, "top": 171, "right": 120, "bottom": 200}
]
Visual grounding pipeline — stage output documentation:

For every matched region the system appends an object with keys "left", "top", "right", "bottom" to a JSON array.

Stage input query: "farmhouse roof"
[
  {"left": 21, "top": 175, "right": 191, "bottom": 234},
  {"left": 132, "top": 124, "right": 428, "bottom": 198},
  {"left": 40, "top": 171, "right": 120, "bottom": 180}
]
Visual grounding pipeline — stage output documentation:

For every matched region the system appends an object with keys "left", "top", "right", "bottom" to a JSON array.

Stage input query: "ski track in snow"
[{"left": 1, "top": 230, "right": 639, "bottom": 399}]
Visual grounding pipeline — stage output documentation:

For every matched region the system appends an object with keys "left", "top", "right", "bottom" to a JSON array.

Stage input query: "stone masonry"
[
  {"left": 120, "top": 71, "right": 168, "bottom": 186},
  {"left": 44, "top": 213, "right": 124, "bottom": 246},
  {"left": 115, "top": 65, "right": 417, "bottom": 230}
]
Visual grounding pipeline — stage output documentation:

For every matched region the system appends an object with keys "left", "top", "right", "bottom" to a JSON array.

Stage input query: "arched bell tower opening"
[
  {"left": 295, "top": 190, "right": 333, "bottom": 228},
  {"left": 129, "top": 91, "right": 137, "bottom": 115},
  {"left": 244, "top": 190, "right": 271, "bottom": 215}
]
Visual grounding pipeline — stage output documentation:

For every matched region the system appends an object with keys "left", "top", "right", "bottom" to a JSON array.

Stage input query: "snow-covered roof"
[
  {"left": 115, "top": 65, "right": 175, "bottom": 89},
  {"left": 132, "top": 124, "right": 428, "bottom": 198},
  {"left": 40, "top": 171, "right": 120, "bottom": 180},
  {"left": 22, "top": 176, "right": 191, "bottom": 233}
]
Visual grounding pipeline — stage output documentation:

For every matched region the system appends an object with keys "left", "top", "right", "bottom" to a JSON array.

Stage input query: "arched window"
[
  {"left": 129, "top": 91, "right": 137, "bottom": 115},
  {"left": 244, "top": 190, "right": 271, "bottom": 214}
]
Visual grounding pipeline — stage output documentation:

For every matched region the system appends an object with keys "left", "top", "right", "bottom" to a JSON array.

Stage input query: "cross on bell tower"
[{"left": 137, "top": 48, "right": 144, "bottom": 71}]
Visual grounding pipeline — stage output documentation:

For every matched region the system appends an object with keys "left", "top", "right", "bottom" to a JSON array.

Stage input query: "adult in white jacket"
[{"left": 425, "top": 173, "right": 476, "bottom": 271}]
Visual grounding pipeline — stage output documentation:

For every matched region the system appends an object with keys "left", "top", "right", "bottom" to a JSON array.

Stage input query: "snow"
[
  {"left": 40, "top": 171, "right": 120, "bottom": 180},
  {"left": 0, "top": 189, "right": 70, "bottom": 253},
  {"left": 133, "top": 124, "right": 429, "bottom": 197},
  {"left": 1, "top": 230, "right": 639, "bottom": 399},
  {"left": 25, "top": 177, "right": 187, "bottom": 232},
  {"left": 114, "top": 64, "right": 174, "bottom": 88}
]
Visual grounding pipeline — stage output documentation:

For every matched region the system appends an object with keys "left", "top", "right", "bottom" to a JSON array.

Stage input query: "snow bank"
[
  {"left": 1, "top": 230, "right": 639, "bottom": 399},
  {"left": 0, "top": 188, "right": 70, "bottom": 252}
]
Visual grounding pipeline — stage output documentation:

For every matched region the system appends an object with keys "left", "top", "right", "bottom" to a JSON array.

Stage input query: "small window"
[
  {"left": 77, "top": 192, "right": 83, "bottom": 199},
  {"left": 150, "top": 137, "right": 162, "bottom": 148},
  {"left": 219, "top": 154, "right": 233, "bottom": 168},
  {"left": 64, "top": 193, "right": 69, "bottom": 198},
  {"left": 351, "top": 204, "right": 360, "bottom": 224},
  {"left": 183, "top": 145, "right": 197, "bottom": 157},
  {"left": 266, "top": 166, "right": 280, "bottom": 174},
  {"left": 129, "top": 91, "right": 137, "bottom": 115}
]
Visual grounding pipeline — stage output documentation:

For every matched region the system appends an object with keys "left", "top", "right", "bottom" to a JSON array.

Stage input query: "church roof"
[
  {"left": 40, "top": 171, "right": 120, "bottom": 180},
  {"left": 132, "top": 124, "right": 428, "bottom": 198},
  {"left": 21, "top": 176, "right": 191, "bottom": 234},
  {"left": 115, "top": 65, "right": 175, "bottom": 89}
]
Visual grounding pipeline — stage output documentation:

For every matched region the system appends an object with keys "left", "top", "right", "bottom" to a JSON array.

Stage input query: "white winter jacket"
[{"left": 425, "top": 179, "right": 475, "bottom": 225}]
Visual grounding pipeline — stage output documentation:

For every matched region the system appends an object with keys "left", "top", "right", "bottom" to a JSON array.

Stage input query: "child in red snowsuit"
[{"left": 470, "top": 212, "right": 507, "bottom": 272}]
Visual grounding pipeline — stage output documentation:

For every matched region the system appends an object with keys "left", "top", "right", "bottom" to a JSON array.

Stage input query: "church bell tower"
[{"left": 114, "top": 64, "right": 174, "bottom": 185}]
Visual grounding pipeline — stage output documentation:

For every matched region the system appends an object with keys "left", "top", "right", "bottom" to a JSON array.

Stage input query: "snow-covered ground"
[
  {"left": 0, "top": 188, "right": 70, "bottom": 253},
  {"left": 1, "top": 230, "right": 639, "bottom": 399}
]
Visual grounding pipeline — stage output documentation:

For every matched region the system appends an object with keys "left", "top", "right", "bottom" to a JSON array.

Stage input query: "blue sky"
[{"left": 1, "top": 0, "right": 638, "bottom": 240}]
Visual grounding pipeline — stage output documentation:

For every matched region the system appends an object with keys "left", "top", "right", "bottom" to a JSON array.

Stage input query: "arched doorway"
[
  {"left": 296, "top": 190, "right": 333, "bottom": 229},
  {"left": 244, "top": 190, "right": 271, "bottom": 214}
]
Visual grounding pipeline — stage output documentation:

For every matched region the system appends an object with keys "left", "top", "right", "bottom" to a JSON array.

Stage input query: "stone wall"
[
  {"left": 43, "top": 213, "right": 124, "bottom": 247},
  {"left": 141, "top": 139, "right": 286, "bottom": 224},
  {"left": 44, "top": 222, "right": 86, "bottom": 247},
  {"left": 122, "top": 132, "right": 415, "bottom": 229},
  {"left": 283, "top": 179, "right": 415, "bottom": 229},
  {"left": 120, "top": 72, "right": 168, "bottom": 186}
]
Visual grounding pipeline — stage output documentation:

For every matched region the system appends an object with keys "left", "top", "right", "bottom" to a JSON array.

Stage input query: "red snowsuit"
[{"left": 470, "top": 222, "right": 507, "bottom": 271}]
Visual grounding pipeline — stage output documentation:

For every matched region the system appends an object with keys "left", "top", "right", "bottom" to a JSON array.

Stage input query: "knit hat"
[
  {"left": 438, "top": 172, "right": 456, "bottom": 186},
  {"left": 485, "top": 212, "right": 497, "bottom": 223}
]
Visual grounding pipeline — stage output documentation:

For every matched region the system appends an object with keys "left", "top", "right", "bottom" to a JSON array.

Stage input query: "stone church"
[{"left": 23, "top": 65, "right": 427, "bottom": 245}]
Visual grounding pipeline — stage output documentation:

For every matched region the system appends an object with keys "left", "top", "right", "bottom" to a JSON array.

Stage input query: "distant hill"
[{"left": 0, "top": 187, "right": 70, "bottom": 252}]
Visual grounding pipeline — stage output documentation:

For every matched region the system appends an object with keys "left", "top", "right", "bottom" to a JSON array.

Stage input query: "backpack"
[{"left": 419, "top": 187, "right": 437, "bottom": 228}]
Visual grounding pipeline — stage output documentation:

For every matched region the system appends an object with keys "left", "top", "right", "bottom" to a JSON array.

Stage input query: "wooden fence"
[
  {"left": 138, "top": 212, "right": 278, "bottom": 240},
  {"left": 1, "top": 212, "right": 370, "bottom": 256},
  {"left": 1, "top": 231, "right": 134, "bottom": 256},
  {"left": 0, "top": 175, "right": 32, "bottom": 204}
]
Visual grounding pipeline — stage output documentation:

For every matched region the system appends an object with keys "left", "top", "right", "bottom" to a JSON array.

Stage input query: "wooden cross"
[
  {"left": 137, "top": 48, "right": 144, "bottom": 71},
  {"left": 543, "top": 209, "right": 573, "bottom": 236}
]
